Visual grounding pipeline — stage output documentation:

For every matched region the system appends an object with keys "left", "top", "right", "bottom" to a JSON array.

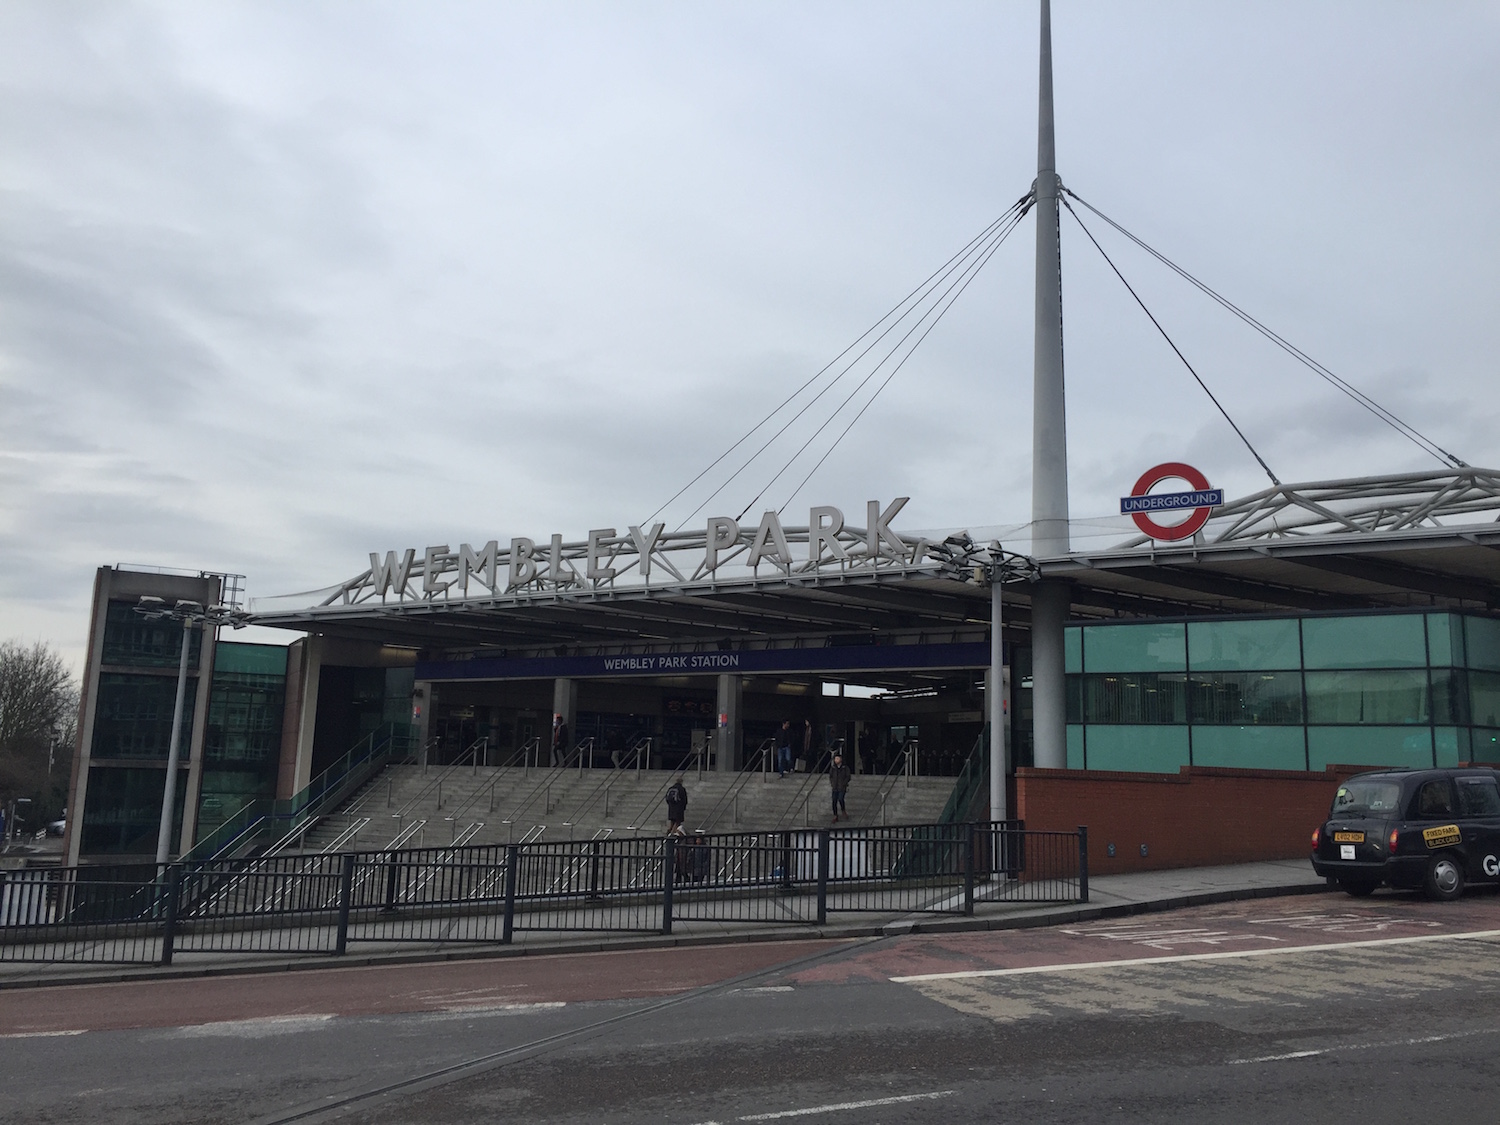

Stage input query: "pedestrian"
[
  {"left": 858, "top": 728, "right": 876, "bottom": 775},
  {"left": 606, "top": 727, "right": 625, "bottom": 769},
  {"left": 775, "top": 720, "right": 793, "bottom": 778},
  {"left": 551, "top": 713, "right": 569, "bottom": 767},
  {"left": 684, "top": 833, "right": 711, "bottom": 884},
  {"left": 665, "top": 776, "right": 688, "bottom": 834},
  {"left": 801, "top": 719, "right": 813, "bottom": 772},
  {"left": 829, "top": 752, "right": 851, "bottom": 823}
]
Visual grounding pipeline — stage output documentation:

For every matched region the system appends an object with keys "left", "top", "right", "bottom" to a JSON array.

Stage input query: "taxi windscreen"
[{"left": 1331, "top": 780, "right": 1403, "bottom": 818}]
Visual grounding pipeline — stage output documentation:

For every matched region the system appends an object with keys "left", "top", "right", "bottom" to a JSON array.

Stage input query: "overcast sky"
[{"left": 3, "top": 1, "right": 1498, "bottom": 672}]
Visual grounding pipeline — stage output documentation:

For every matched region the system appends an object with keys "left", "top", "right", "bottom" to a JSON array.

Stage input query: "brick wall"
[{"left": 1014, "top": 763, "right": 1382, "bottom": 874}]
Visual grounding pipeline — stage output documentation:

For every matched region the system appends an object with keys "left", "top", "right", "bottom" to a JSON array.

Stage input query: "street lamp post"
[{"left": 134, "top": 597, "right": 249, "bottom": 866}]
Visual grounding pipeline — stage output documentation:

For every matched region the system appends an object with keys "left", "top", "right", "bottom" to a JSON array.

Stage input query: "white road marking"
[
  {"left": 731, "top": 986, "right": 795, "bottom": 994},
  {"left": 0, "top": 1029, "right": 86, "bottom": 1039},
  {"left": 168, "top": 1014, "right": 336, "bottom": 1038},
  {"left": 1229, "top": 1027, "right": 1499, "bottom": 1065},
  {"left": 890, "top": 927, "right": 1500, "bottom": 982},
  {"left": 685, "top": 1090, "right": 956, "bottom": 1124}
]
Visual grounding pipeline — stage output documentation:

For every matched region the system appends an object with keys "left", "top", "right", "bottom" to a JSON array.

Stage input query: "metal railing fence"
[{"left": 0, "top": 822, "right": 1086, "bottom": 965}]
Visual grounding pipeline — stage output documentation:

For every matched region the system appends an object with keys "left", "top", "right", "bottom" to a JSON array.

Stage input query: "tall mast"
[
  {"left": 1029, "top": 0, "right": 1070, "bottom": 770},
  {"left": 1031, "top": 0, "right": 1068, "bottom": 555}
]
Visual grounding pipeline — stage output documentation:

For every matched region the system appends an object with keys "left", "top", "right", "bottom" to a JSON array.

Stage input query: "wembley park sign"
[{"left": 333, "top": 499, "right": 937, "bottom": 606}]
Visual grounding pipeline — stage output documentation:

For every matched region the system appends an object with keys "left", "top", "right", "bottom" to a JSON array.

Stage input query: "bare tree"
[{"left": 0, "top": 640, "right": 78, "bottom": 826}]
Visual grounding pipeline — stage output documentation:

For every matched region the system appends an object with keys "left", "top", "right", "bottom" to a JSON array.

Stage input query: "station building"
[{"left": 63, "top": 472, "right": 1500, "bottom": 870}]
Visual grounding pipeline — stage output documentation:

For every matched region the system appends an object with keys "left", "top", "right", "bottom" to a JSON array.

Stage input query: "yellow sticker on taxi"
[{"left": 1422, "top": 824, "right": 1462, "bottom": 848}]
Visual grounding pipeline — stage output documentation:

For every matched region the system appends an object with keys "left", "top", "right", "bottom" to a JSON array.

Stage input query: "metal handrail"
[
  {"left": 695, "top": 744, "right": 773, "bottom": 833},
  {"left": 771, "top": 747, "right": 835, "bottom": 829},
  {"left": 624, "top": 745, "right": 706, "bottom": 833},
  {"left": 386, "top": 819, "right": 426, "bottom": 851},
  {"left": 495, "top": 740, "right": 594, "bottom": 838},
  {"left": 320, "top": 817, "right": 370, "bottom": 853},
  {"left": 442, "top": 748, "right": 535, "bottom": 828},
  {"left": 389, "top": 743, "right": 481, "bottom": 823},
  {"left": 865, "top": 741, "right": 918, "bottom": 826}
]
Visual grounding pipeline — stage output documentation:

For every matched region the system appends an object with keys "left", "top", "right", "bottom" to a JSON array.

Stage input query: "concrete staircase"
[{"left": 288, "top": 761, "right": 959, "bottom": 853}]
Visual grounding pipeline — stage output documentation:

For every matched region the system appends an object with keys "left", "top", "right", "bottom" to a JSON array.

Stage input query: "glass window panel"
[
  {"left": 90, "top": 673, "right": 198, "bottom": 759},
  {"left": 1187, "top": 618, "right": 1302, "bottom": 671},
  {"left": 1081, "top": 623, "right": 1186, "bottom": 673},
  {"left": 1431, "top": 669, "right": 1470, "bottom": 725},
  {"left": 213, "top": 641, "right": 289, "bottom": 676},
  {"left": 1468, "top": 671, "right": 1500, "bottom": 727},
  {"left": 1472, "top": 728, "right": 1500, "bottom": 765},
  {"left": 1188, "top": 672, "right": 1303, "bottom": 725},
  {"left": 80, "top": 765, "right": 186, "bottom": 854},
  {"left": 1301, "top": 615, "right": 1426, "bottom": 669},
  {"left": 1426, "top": 614, "right": 1456, "bottom": 667},
  {"left": 1065, "top": 627, "right": 1082, "bottom": 674},
  {"left": 1190, "top": 726, "right": 1307, "bottom": 770},
  {"left": 1065, "top": 675, "right": 1082, "bottom": 723},
  {"left": 1456, "top": 776, "right": 1500, "bottom": 817},
  {"left": 100, "top": 601, "right": 203, "bottom": 669},
  {"left": 1305, "top": 670, "right": 1429, "bottom": 724},
  {"left": 1066, "top": 725, "right": 1084, "bottom": 769},
  {"left": 1434, "top": 726, "right": 1467, "bottom": 768},
  {"left": 1307, "top": 726, "right": 1434, "bottom": 771},
  {"left": 1082, "top": 673, "right": 1187, "bottom": 724},
  {"left": 1081, "top": 725, "right": 1189, "bottom": 773},
  {"left": 1466, "top": 617, "right": 1500, "bottom": 671}
]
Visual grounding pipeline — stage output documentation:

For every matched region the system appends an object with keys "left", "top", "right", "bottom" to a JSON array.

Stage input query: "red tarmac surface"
[
  {"left": 7, "top": 893, "right": 1500, "bottom": 1037},
  {"left": 0, "top": 939, "right": 841, "bottom": 1037}
]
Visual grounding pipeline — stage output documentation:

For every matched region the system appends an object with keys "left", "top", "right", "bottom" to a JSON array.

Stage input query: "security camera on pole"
[{"left": 134, "top": 596, "right": 249, "bottom": 866}]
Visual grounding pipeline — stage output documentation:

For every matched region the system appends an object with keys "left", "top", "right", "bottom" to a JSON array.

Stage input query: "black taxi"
[{"left": 1311, "top": 767, "right": 1500, "bottom": 900}]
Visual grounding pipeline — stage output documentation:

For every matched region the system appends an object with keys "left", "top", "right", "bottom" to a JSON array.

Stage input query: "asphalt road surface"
[{"left": 6, "top": 890, "right": 1500, "bottom": 1124}]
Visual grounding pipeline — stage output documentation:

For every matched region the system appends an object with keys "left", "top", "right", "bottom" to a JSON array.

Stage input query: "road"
[{"left": 5, "top": 890, "right": 1500, "bottom": 1124}]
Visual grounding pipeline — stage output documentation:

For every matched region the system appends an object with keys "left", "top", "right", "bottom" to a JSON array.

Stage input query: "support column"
[
  {"left": 716, "top": 673, "right": 742, "bottom": 772},
  {"left": 988, "top": 580, "right": 1007, "bottom": 821},
  {"left": 1030, "top": 582, "right": 1069, "bottom": 769},
  {"left": 1029, "top": 0, "right": 1072, "bottom": 771}
]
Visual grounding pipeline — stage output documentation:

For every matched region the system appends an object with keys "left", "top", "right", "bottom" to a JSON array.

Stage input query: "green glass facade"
[
  {"left": 199, "top": 643, "right": 288, "bottom": 840},
  {"left": 1065, "top": 612, "right": 1500, "bottom": 773},
  {"left": 83, "top": 599, "right": 288, "bottom": 856}
]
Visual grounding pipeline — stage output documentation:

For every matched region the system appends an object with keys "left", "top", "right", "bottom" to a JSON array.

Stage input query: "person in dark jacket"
[
  {"left": 775, "top": 720, "right": 793, "bottom": 778},
  {"left": 551, "top": 714, "right": 569, "bottom": 767},
  {"left": 829, "top": 753, "right": 851, "bottom": 822},
  {"left": 665, "top": 777, "right": 688, "bottom": 834}
]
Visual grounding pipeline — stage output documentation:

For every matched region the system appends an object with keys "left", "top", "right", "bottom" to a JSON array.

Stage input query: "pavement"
[{"left": 0, "top": 857, "right": 1327, "bottom": 990}]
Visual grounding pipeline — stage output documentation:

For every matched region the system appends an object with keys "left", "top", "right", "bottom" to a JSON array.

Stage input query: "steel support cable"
[
  {"left": 775, "top": 204, "right": 1027, "bottom": 515},
  {"left": 1061, "top": 187, "right": 1467, "bottom": 470},
  {"left": 736, "top": 207, "right": 1030, "bottom": 522},
  {"left": 648, "top": 192, "right": 1034, "bottom": 531},
  {"left": 1062, "top": 195, "right": 1282, "bottom": 487}
]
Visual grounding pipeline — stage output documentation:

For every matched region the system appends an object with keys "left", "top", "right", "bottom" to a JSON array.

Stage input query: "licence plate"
[
  {"left": 1340, "top": 844, "right": 1356, "bottom": 860},
  {"left": 1333, "top": 831, "right": 1365, "bottom": 843}
]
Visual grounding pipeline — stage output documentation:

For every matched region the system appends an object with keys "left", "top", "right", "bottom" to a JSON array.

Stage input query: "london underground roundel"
[{"left": 1119, "top": 462, "right": 1224, "bottom": 541}]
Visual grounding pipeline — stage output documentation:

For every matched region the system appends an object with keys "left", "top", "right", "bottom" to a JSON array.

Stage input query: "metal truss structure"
[{"left": 1117, "top": 469, "right": 1500, "bottom": 549}]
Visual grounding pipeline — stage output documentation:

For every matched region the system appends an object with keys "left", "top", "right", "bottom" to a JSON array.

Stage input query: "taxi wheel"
[
  {"left": 1338, "top": 878, "right": 1377, "bottom": 897},
  {"left": 1423, "top": 853, "right": 1465, "bottom": 902}
]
